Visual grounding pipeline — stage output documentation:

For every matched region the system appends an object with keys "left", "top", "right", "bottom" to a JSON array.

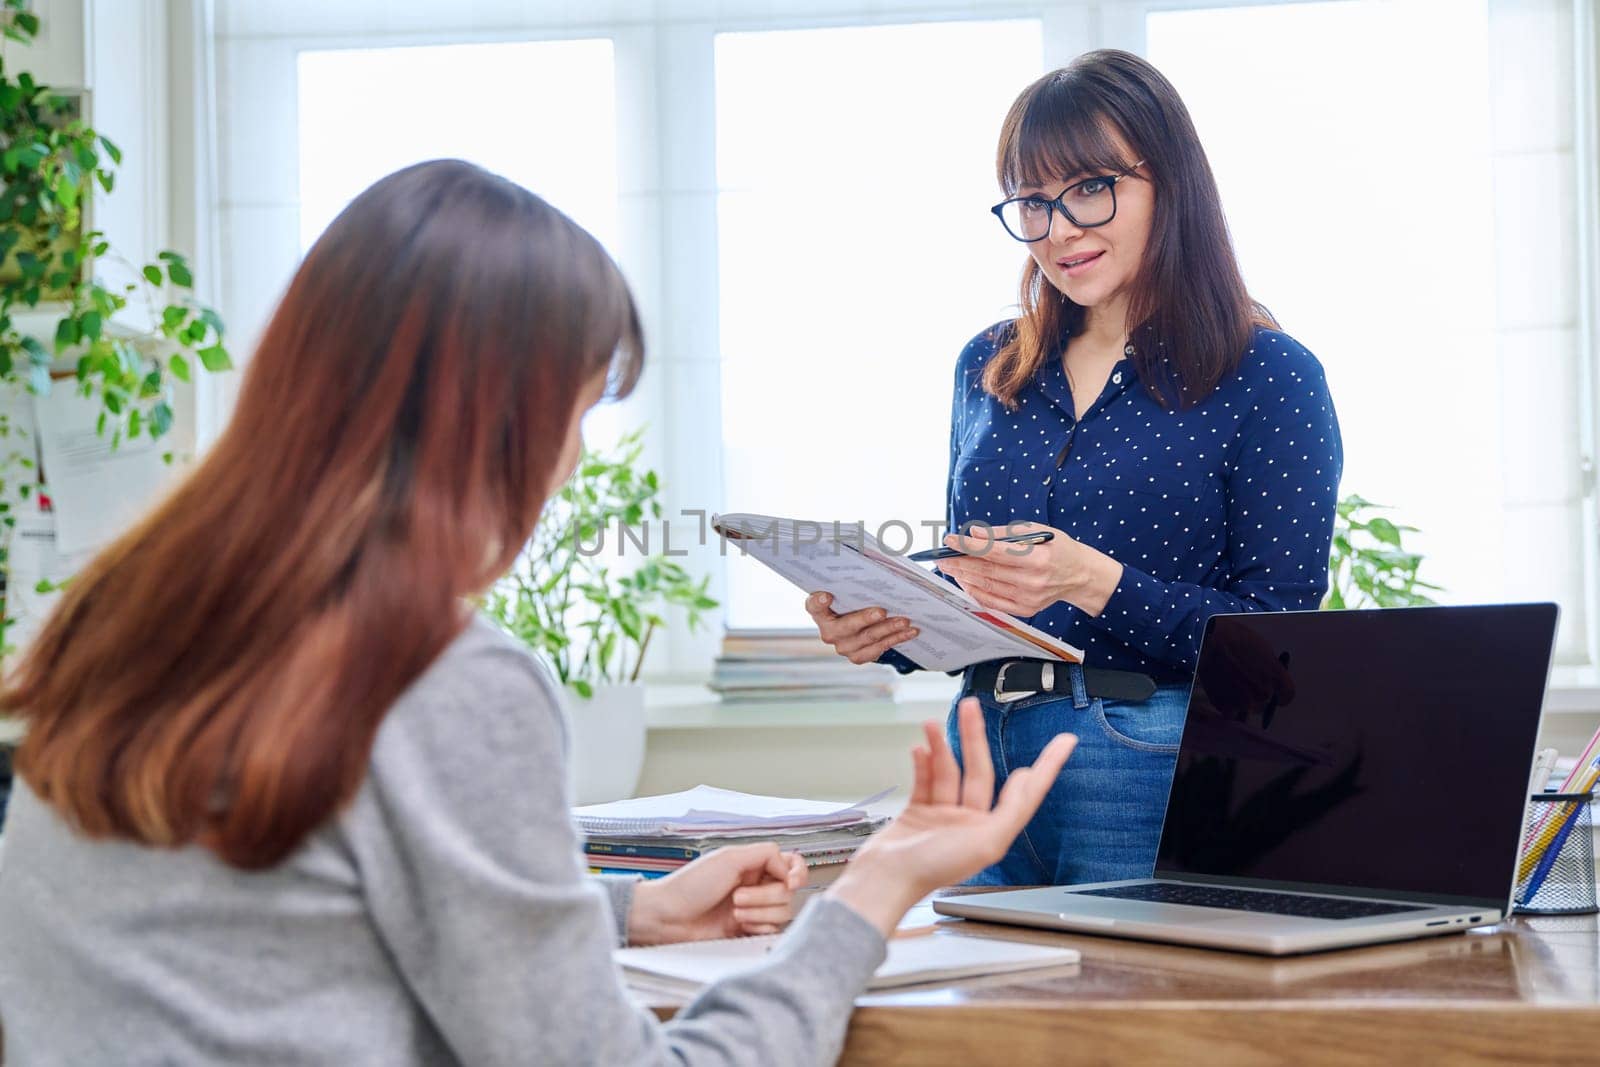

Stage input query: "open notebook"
[{"left": 616, "top": 930, "right": 1079, "bottom": 992}]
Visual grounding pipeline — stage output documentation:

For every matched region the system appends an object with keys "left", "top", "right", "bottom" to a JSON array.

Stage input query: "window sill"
[
  {"left": 645, "top": 674, "right": 959, "bottom": 731},
  {"left": 642, "top": 670, "right": 1600, "bottom": 731},
  {"left": 1545, "top": 668, "right": 1600, "bottom": 715}
]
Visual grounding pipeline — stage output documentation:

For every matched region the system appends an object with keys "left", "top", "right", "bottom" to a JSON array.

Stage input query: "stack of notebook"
[
  {"left": 577, "top": 785, "right": 890, "bottom": 884},
  {"left": 710, "top": 628, "right": 898, "bottom": 703}
]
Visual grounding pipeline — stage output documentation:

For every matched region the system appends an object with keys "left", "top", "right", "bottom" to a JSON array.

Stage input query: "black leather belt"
[{"left": 968, "top": 660, "right": 1158, "bottom": 704}]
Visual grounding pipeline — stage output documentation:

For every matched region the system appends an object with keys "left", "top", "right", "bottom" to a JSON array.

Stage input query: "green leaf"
[
  {"left": 80, "top": 310, "right": 101, "bottom": 340},
  {"left": 198, "top": 306, "right": 225, "bottom": 339},
  {"left": 167, "top": 260, "right": 193, "bottom": 288},
  {"left": 169, "top": 353, "right": 190, "bottom": 383},
  {"left": 99, "top": 136, "right": 122, "bottom": 165},
  {"left": 142, "top": 264, "right": 162, "bottom": 286},
  {"left": 571, "top": 679, "right": 594, "bottom": 700},
  {"left": 150, "top": 400, "right": 174, "bottom": 438},
  {"left": 197, "top": 344, "right": 231, "bottom": 371},
  {"left": 1366, "top": 517, "right": 1402, "bottom": 547}
]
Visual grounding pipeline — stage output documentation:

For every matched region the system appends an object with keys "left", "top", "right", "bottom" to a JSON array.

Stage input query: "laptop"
[{"left": 934, "top": 604, "right": 1560, "bottom": 955}]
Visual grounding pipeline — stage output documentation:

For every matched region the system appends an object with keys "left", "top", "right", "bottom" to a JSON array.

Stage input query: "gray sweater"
[{"left": 0, "top": 617, "right": 887, "bottom": 1065}]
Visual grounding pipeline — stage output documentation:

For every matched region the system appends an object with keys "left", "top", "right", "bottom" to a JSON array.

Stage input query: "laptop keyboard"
[{"left": 1071, "top": 882, "right": 1426, "bottom": 920}]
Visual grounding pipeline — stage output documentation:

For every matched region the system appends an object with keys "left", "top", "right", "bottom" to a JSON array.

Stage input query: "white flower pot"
[{"left": 567, "top": 682, "right": 647, "bottom": 805}]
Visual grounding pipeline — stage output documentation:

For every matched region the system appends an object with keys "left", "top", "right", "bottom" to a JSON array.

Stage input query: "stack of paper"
[
  {"left": 576, "top": 785, "right": 890, "bottom": 881},
  {"left": 711, "top": 629, "right": 898, "bottom": 703}
]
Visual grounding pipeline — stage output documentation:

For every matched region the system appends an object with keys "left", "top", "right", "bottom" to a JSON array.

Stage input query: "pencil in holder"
[{"left": 1514, "top": 791, "right": 1597, "bottom": 916}]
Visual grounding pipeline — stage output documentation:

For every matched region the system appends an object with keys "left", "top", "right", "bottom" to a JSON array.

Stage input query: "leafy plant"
[
  {"left": 0, "top": 1, "right": 232, "bottom": 648},
  {"left": 1324, "top": 494, "right": 1441, "bottom": 609},
  {"left": 484, "top": 429, "right": 717, "bottom": 698}
]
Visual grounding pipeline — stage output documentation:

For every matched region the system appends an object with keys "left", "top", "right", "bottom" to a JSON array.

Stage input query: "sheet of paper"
[
  {"left": 575, "top": 784, "right": 893, "bottom": 836},
  {"left": 616, "top": 929, "right": 1079, "bottom": 990},
  {"left": 715, "top": 514, "right": 1081, "bottom": 671},
  {"left": 6, "top": 505, "right": 97, "bottom": 654},
  {"left": 33, "top": 385, "right": 177, "bottom": 556}
]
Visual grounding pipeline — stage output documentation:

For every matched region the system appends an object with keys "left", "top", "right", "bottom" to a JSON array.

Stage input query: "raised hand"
[{"left": 825, "top": 697, "right": 1077, "bottom": 936}]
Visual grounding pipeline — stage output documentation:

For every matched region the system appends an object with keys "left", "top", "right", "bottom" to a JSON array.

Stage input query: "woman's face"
[
  {"left": 553, "top": 371, "right": 610, "bottom": 488},
  {"left": 1018, "top": 137, "right": 1153, "bottom": 325}
]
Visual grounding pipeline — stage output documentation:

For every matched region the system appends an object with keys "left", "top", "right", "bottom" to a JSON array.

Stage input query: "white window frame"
[{"left": 210, "top": 0, "right": 1600, "bottom": 703}]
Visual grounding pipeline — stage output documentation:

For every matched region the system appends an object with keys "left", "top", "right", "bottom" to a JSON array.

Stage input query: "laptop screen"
[{"left": 1154, "top": 604, "right": 1558, "bottom": 906}]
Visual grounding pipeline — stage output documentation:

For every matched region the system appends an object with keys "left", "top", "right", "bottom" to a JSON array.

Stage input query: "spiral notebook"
[{"left": 616, "top": 930, "right": 1079, "bottom": 992}]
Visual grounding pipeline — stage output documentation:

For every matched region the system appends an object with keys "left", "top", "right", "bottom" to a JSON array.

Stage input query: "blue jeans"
[{"left": 948, "top": 665, "right": 1189, "bottom": 886}]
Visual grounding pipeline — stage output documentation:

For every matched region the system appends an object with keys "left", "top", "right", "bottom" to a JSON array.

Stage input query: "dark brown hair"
[
  {"left": 984, "top": 49, "right": 1273, "bottom": 409},
  {"left": 3, "top": 160, "right": 642, "bottom": 868}
]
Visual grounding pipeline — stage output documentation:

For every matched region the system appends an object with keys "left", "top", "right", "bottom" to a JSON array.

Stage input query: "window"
[
  {"left": 1148, "top": 0, "right": 1590, "bottom": 666},
  {"left": 715, "top": 19, "right": 1043, "bottom": 628},
  {"left": 296, "top": 39, "right": 618, "bottom": 253},
  {"left": 212, "top": 0, "right": 1596, "bottom": 683}
]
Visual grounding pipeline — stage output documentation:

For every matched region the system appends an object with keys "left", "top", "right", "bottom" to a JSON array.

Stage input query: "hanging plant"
[{"left": 0, "top": 0, "right": 233, "bottom": 645}]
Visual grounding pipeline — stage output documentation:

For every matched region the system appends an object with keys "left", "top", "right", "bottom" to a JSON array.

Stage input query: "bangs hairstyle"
[
  {"left": 986, "top": 49, "right": 1273, "bottom": 410},
  {"left": 3, "top": 160, "right": 642, "bottom": 869}
]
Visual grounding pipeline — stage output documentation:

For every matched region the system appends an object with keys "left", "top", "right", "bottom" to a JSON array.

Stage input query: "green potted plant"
[
  {"left": 1324, "top": 494, "right": 1441, "bottom": 609},
  {"left": 484, "top": 428, "right": 717, "bottom": 802},
  {"left": 0, "top": 0, "right": 232, "bottom": 655}
]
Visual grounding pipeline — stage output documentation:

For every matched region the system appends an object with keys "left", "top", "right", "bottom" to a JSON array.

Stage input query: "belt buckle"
[{"left": 993, "top": 661, "right": 1053, "bottom": 704}]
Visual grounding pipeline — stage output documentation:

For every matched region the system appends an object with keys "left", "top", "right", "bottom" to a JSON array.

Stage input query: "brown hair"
[
  {"left": 3, "top": 160, "right": 642, "bottom": 868},
  {"left": 984, "top": 49, "right": 1273, "bottom": 410}
]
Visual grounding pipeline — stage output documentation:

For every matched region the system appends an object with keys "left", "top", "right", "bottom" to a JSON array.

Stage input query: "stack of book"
[
  {"left": 577, "top": 785, "right": 890, "bottom": 887},
  {"left": 710, "top": 628, "right": 898, "bottom": 703}
]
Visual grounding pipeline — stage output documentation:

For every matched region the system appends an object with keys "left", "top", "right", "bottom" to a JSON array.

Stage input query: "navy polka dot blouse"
[{"left": 887, "top": 321, "right": 1342, "bottom": 682}]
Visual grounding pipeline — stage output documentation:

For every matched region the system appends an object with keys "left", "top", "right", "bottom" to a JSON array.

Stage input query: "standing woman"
[
  {"left": 0, "top": 160, "right": 1076, "bottom": 1064},
  {"left": 807, "top": 50, "right": 1341, "bottom": 886}
]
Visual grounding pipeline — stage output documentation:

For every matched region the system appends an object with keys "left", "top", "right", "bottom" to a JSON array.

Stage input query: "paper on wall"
[
  {"left": 32, "top": 384, "right": 177, "bottom": 556},
  {"left": 5, "top": 503, "right": 98, "bottom": 655}
]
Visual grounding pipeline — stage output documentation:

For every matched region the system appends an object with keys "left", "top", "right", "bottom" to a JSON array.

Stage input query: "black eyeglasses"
[{"left": 991, "top": 161, "right": 1145, "bottom": 242}]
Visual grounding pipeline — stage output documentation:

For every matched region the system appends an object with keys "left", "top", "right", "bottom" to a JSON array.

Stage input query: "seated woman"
[{"left": 0, "top": 160, "right": 1075, "bottom": 1065}]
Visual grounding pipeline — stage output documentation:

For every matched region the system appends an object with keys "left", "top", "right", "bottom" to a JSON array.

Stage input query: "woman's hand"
[
  {"left": 825, "top": 697, "right": 1078, "bottom": 937},
  {"left": 936, "top": 521, "right": 1123, "bottom": 618},
  {"left": 627, "top": 843, "right": 808, "bottom": 946},
  {"left": 804, "top": 591, "right": 919, "bottom": 664}
]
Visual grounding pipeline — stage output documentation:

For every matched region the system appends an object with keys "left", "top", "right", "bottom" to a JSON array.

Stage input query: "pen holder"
[{"left": 1514, "top": 791, "right": 1598, "bottom": 916}]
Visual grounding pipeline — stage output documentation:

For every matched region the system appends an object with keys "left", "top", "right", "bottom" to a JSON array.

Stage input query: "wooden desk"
[{"left": 633, "top": 900, "right": 1600, "bottom": 1065}]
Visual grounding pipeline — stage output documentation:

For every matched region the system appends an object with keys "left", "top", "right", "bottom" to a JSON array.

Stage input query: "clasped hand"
[{"left": 627, "top": 843, "right": 808, "bottom": 947}]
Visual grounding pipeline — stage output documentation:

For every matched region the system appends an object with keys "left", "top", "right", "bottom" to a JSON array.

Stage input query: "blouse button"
[{"left": 1112, "top": 371, "right": 1123, "bottom": 385}]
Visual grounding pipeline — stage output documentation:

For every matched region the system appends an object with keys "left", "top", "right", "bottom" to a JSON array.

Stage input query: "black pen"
[{"left": 906, "top": 530, "right": 1055, "bottom": 563}]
